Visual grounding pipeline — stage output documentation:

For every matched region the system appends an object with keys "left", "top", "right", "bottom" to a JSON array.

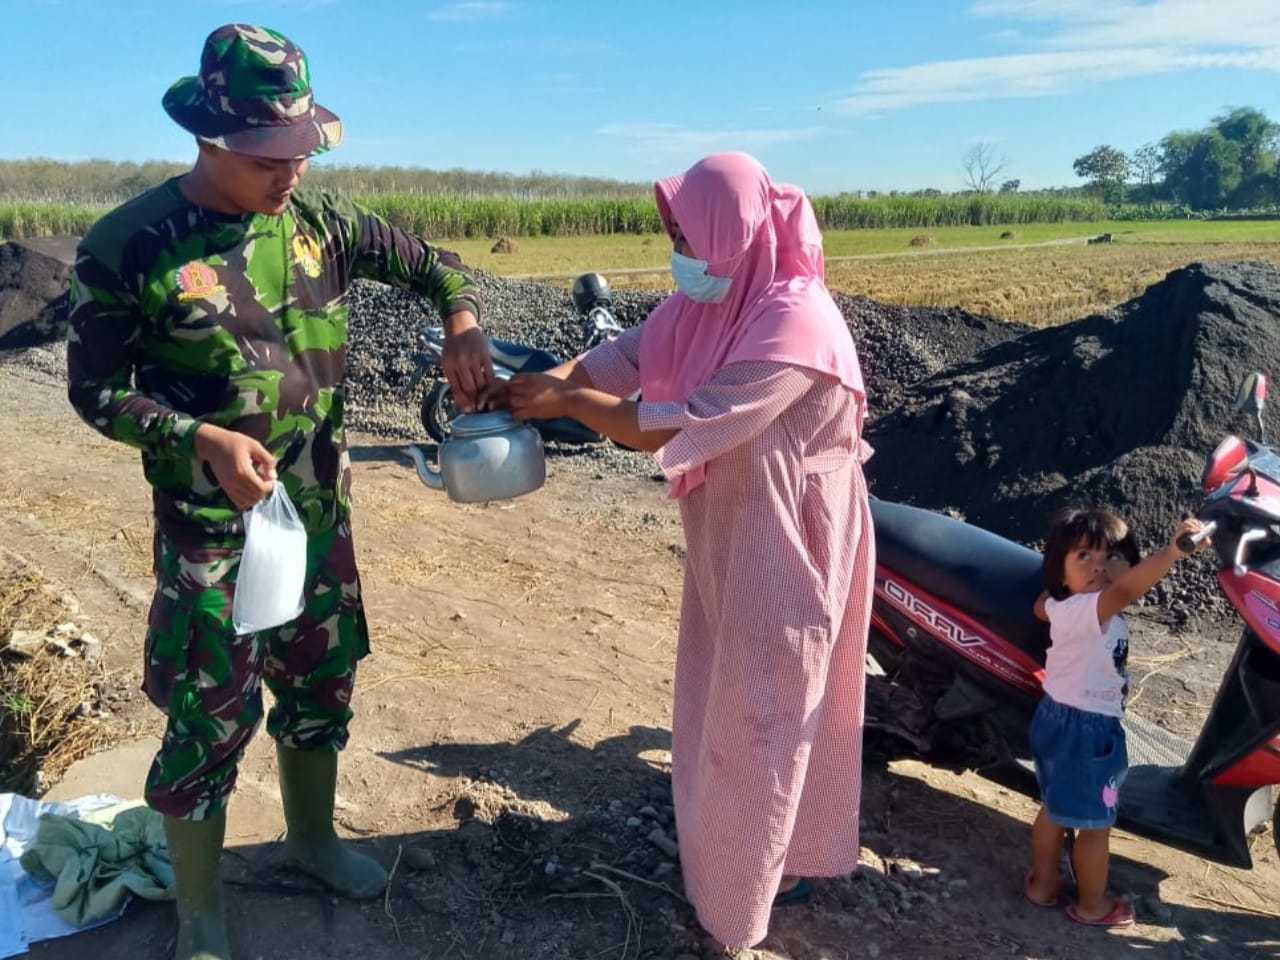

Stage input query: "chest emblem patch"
[
  {"left": 292, "top": 234, "right": 323, "bottom": 278},
  {"left": 175, "top": 261, "right": 226, "bottom": 302}
]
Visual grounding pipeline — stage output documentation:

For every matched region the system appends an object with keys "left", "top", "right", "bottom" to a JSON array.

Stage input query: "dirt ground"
[{"left": 2, "top": 363, "right": 1277, "bottom": 960}]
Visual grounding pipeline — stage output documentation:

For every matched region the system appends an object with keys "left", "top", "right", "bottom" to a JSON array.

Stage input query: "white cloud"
[
  {"left": 599, "top": 123, "right": 823, "bottom": 165},
  {"left": 970, "top": 0, "right": 1127, "bottom": 21},
  {"left": 428, "top": 2, "right": 514, "bottom": 22},
  {"left": 974, "top": 0, "right": 1280, "bottom": 48},
  {"left": 832, "top": 1, "right": 1280, "bottom": 117}
]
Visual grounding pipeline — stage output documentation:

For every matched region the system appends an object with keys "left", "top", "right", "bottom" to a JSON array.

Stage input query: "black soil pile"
[
  {"left": 0, "top": 238, "right": 75, "bottom": 349},
  {"left": 835, "top": 294, "right": 1030, "bottom": 409},
  {"left": 864, "top": 260, "right": 1280, "bottom": 555}
]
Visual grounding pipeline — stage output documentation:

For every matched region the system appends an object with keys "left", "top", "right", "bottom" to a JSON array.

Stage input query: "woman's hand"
[
  {"left": 477, "top": 379, "right": 512, "bottom": 411},
  {"left": 509, "top": 373, "right": 575, "bottom": 420}
]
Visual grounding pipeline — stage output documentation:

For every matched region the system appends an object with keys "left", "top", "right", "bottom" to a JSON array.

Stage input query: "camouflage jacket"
[{"left": 67, "top": 178, "right": 480, "bottom": 545}]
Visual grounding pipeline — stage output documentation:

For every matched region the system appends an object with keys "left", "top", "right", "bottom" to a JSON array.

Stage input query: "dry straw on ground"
[
  {"left": 0, "top": 478, "right": 154, "bottom": 579},
  {"left": 0, "top": 562, "right": 115, "bottom": 794},
  {"left": 824, "top": 242, "right": 1280, "bottom": 327}
]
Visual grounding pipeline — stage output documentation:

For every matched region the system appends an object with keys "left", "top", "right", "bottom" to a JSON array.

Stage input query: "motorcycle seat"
[
  {"left": 489, "top": 337, "right": 561, "bottom": 374},
  {"left": 870, "top": 498, "right": 1050, "bottom": 664}
]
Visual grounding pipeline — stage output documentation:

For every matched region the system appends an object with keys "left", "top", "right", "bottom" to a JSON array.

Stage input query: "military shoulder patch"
[{"left": 176, "top": 261, "right": 227, "bottom": 302}]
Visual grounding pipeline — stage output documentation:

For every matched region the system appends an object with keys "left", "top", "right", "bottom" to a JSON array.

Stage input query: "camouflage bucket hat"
[{"left": 162, "top": 24, "right": 342, "bottom": 160}]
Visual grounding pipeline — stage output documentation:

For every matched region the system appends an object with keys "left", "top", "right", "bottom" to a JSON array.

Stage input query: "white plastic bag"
[{"left": 232, "top": 482, "right": 307, "bottom": 635}]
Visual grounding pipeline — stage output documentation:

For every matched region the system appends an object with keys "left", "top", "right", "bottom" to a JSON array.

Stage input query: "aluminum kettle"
[{"left": 407, "top": 410, "right": 546, "bottom": 503}]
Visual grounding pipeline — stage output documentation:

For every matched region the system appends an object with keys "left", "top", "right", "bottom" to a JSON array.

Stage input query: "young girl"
[{"left": 1024, "top": 507, "right": 1208, "bottom": 927}]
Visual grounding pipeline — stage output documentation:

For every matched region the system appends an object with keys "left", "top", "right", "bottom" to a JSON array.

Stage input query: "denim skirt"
[{"left": 1030, "top": 694, "right": 1128, "bottom": 830}]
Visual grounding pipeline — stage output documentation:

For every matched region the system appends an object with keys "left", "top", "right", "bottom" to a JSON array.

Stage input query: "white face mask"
[{"left": 671, "top": 251, "right": 732, "bottom": 303}]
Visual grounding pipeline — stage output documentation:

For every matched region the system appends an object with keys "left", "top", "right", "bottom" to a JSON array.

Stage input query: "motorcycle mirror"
[
  {"left": 590, "top": 307, "right": 622, "bottom": 332},
  {"left": 1235, "top": 372, "right": 1267, "bottom": 442},
  {"left": 572, "top": 272, "right": 613, "bottom": 316},
  {"left": 1235, "top": 372, "right": 1267, "bottom": 417},
  {"left": 1202, "top": 434, "right": 1250, "bottom": 492}
]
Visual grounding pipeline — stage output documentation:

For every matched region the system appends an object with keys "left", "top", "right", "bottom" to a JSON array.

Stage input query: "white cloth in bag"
[{"left": 231, "top": 483, "right": 307, "bottom": 635}]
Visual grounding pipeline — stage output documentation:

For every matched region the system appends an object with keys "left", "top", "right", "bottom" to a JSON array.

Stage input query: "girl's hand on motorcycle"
[
  {"left": 478, "top": 380, "right": 512, "bottom": 411},
  {"left": 441, "top": 313, "right": 494, "bottom": 412},
  {"left": 1172, "top": 517, "right": 1211, "bottom": 554},
  {"left": 509, "top": 373, "right": 573, "bottom": 420}
]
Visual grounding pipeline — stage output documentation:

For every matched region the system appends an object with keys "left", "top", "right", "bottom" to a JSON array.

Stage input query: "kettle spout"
[{"left": 405, "top": 445, "right": 445, "bottom": 491}]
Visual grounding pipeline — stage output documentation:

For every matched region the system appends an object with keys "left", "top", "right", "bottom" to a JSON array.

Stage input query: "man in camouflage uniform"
[{"left": 66, "top": 24, "right": 494, "bottom": 960}]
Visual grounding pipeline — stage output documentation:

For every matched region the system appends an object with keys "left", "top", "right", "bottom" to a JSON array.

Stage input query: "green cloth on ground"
[{"left": 18, "top": 800, "right": 175, "bottom": 927}]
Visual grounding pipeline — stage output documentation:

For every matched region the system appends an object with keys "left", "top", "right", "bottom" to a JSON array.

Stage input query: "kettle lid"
[{"left": 449, "top": 410, "right": 520, "bottom": 436}]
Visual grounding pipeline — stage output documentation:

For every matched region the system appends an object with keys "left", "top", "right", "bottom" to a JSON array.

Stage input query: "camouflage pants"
[{"left": 142, "top": 521, "right": 370, "bottom": 820}]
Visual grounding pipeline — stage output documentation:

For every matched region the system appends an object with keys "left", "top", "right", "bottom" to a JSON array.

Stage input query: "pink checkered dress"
[{"left": 582, "top": 328, "right": 874, "bottom": 948}]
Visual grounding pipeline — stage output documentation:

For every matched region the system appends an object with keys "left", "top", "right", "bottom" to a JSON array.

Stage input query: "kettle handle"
[{"left": 405, "top": 445, "right": 446, "bottom": 492}]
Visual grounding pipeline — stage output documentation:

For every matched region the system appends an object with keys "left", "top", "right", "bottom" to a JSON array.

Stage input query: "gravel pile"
[
  {"left": 343, "top": 272, "right": 1021, "bottom": 480},
  {"left": 344, "top": 272, "right": 673, "bottom": 479},
  {"left": 344, "top": 273, "right": 662, "bottom": 440}
]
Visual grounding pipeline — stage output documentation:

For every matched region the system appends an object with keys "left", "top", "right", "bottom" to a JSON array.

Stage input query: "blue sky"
[{"left": 4, "top": 0, "right": 1277, "bottom": 196}]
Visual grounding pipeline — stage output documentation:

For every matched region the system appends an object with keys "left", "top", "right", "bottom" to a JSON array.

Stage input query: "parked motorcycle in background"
[
  {"left": 406, "top": 272, "right": 631, "bottom": 445},
  {"left": 866, "top": 371, "right": 1280, "bottom": 869}
]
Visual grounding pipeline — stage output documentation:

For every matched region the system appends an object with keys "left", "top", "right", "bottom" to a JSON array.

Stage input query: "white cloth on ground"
[{"left": 0, "top": 792, "right": 125, "bottom": 959}]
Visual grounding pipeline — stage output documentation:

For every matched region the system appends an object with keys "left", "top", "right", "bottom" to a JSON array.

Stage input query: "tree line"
[
  {"left": 0, "top": 158, "right": 652, "bottom": 206},
  {"left": 1071, "top": 107, "right": 1278, "bottom": 209},
  {"left": 5, "top": 108, "right": 1277, "bottom": 222}
]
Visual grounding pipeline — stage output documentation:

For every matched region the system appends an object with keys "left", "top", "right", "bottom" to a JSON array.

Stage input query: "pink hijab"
[{"left": 638, "top": 152, "right": 865, "bottom": 497}]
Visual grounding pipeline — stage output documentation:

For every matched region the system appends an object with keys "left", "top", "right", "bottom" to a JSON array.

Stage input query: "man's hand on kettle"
[{"left": 440, "top": 310, "right": 494, "bottom": 412}]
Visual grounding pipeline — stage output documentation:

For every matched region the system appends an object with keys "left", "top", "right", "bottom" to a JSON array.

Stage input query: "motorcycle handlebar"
[{"left": 1177, "top": 520, "right": 1217, "bottom": 554}]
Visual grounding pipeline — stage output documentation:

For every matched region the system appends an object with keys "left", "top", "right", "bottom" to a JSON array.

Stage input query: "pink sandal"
[
  {"left": 1023, "top": 869, "right": 1057, "bottom": 908},
  {"left": 1066, "top": 896, "right": 1135, "bottom": 928}
]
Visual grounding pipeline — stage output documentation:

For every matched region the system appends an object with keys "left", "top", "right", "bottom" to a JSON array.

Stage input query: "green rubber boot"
[
  {"left": 163, "top": 812, "right": 231, "bottom": 960},
  {"left": 277, "top": 745, "right": 388, "bottom": 899}
]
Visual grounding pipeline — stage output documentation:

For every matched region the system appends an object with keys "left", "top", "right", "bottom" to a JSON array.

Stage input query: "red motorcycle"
[{"left": 867, "top": 373, "right": 1280, "bottom": 867}]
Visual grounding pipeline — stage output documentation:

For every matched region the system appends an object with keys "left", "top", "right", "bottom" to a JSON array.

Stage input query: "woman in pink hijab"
[{"left": 504, "top": 152, "right": 874, "bottom": 950}]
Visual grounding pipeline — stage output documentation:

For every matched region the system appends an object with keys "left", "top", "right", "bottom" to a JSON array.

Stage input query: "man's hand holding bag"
[{"left": 232, "top": 482, "right": 307, "bottom": 635}]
